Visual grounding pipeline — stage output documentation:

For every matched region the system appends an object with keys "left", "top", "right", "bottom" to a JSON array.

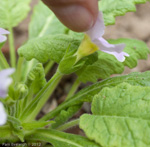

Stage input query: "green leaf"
[
  {"left": 41, "top": 71, "right": 150, "bottom": 121},
  {"left": 76, "top": 38, "right": 149, "bottom": 83},
  {"left": 92, "top": 83, "right": 150, "bottom": 119},
  {"left": 29, "top": 1, "right": 67, "bottom": 39},
  {"left": 99, "top": 0, "right": 147, "bottom": 25},
  {"left": 7, "top": 116, "right": 24, "bottom": 142},
  {"left": 80, "top": 114, "right": 150, "bottom": 147},
  {"left": 25, "top": 129, "right": 99, "bottom": 147},
  {"left": 80, "top": 83, "right": 150, "bottom": 146},
  {"left": 19, "top": 59, "right": 39, "bottom": 82},
  {"left": 25, "top": 63, "right": 47, "bottom": 94},
  {"left": 6, "top": 117, "right": 53, "bottom": 142},
  {"left": 76, "top": 51, "right": 124, "bottom": 83},
  {"left": 18, "top": 35, "right": 80, "bottom": 63},
  {"left": 0, "top": 125, "right": 18, "bottom": 143},
  {"left": 0, "top": 0, "right": 31, "bottom": 28},
  {"left": 22, "top": 121, "right": 54, "bottom": 130},
  {"left": 19, "top": 71, "right": 62, "bottom": 122},
  {"left": 109, "top": 38, "right": 150, "bottom": 68},
  {"left": 68, "top": 31, "right": 84, "bottom": 40},
  {"left": 58, "top": 46, "right": 86, "bottom": 74}
]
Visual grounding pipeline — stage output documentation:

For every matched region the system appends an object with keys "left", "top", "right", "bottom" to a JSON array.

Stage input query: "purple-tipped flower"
[
  {"left": 85, "top": 11, "right": 129, "bottom": 62},
  {"left": 0, "top": 68, "right": 14, "bottom": 126},
  {"left": 0, "top": 28, "right": 10, "bottom": 43}
]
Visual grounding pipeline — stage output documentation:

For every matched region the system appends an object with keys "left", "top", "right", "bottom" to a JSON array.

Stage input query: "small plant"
[{"left": 0, "top": 0, "right": 150, "bottom": 146}]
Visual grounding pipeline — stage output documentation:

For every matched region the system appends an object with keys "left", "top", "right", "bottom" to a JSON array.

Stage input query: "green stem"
[
  {"left": 66, "top": 78, "right": 81, "bottom": 100},
  {"left": 45, "top": 60, "right": 55, "bottom": 75},
  {"left": 8, "top": 27, "right": 16, "bottom": 67},
  {"left": 15, "top": 100, "right": 22, "bottom": 118},
  {"left": 40, "top": 104, "right": 65, "bottom": 121},
  {"left": 56, "top": 119, "right": 79, "bottom": 131},
  {"left": 23, "top": 87, "right": 34, "bottom": 109},
  {"left": 40, "top": 97, "right": 80, "bottom": 121},
  {"left": 15, "top": 57, "right": 24, "bottom": 82},
  {"left": 20, "top": 71, "right": 63, "bottom": 122},
  {"left": 0, "top": 50, "right": 10, "bottom": 68}
]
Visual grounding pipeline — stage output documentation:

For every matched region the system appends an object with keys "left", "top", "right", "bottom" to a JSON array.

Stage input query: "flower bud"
[{"left": 14, "top": 84, "right": 28, "bottom": 100}]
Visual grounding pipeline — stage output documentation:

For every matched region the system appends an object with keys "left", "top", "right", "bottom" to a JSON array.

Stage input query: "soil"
[{"left": 2, "top": 1, "right": 150, "bottom": 136}]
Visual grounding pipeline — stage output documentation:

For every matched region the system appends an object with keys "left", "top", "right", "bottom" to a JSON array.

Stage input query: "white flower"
[
  {"left": 0, "top": 69, "right": 15, "bottom": 98},
  {"left": 0, "top": 68, "right": 15, "bottom": 126},
  {"left": 0, "top": 102, "right": 7, "bottom": 126},
  {"left": 86, "top": 11, "right": 129, "bottom": 62},
  {"left": 0, "top": 28, "right": 9, "bottom": 43}
]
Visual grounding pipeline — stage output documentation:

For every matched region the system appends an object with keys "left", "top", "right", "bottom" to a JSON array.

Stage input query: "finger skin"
[{"left": 42, "top": 0, "right": 98, "bottom": 32}]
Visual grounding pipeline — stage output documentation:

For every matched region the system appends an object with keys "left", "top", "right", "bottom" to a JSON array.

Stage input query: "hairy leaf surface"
[
  {"left": 80, "top": 83, "right": 150, "bottom": 146},
  {"left": 18, "top": 35, "right": 80, "bottom": 63},
  {"left": 77, "top": 38, "right": 149, "bottom": 83},
  {"left": 41, "top": 71, "right": 150, "bottom": 120},
  {"left": 99, "top": 0, "right": 147, "bottom": 25},
  {"left": 25, "top": 63, "right": 47, "bottom": 94},
  {"left": 109, "top": 38, "right": 150, "bottom": 68},
  {"left": 92, "top": 83, "right": 150, "bottom": 119},
  {"left": 25, "top": 129, "right": 99, "bottom": 147},
  {"left": 76, "top": 51, "right": 124, "bottom": 83},
  {"left": 7, "top": 116, "right": 24, "bottom": 142}
]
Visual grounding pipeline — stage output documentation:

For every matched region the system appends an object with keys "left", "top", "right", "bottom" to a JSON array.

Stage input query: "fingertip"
[
  {"left": 52, "top": 5, "right": 95, "bottom": 32},
  {"left": 42, "top": 0, "right": 99, "bottom": 32}
]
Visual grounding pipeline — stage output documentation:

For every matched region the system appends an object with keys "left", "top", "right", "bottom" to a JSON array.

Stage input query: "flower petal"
[
  {"left": 0, "top": 69, "right": 15, "bottom": 98},
  {"left": 86, "top": 11, "right": 105, "bottom": 41},
  {"left": 94, "top": 37, "right": 129, "bottom": 62},
  {"left": 0, "top": 28, "right": 10, "bottom": 35},
  {"left": 103, "top": 50, "right": 129, "bottom": 62},
  {"left": 85, "top": 10, "right": 129, "bottom": 62},
  {"left": 0, "top": 68, "right": 15, "bottom": 77},
  {"left": 0, "top": 102, "right": 7, "bottom": 126},
  {"left": 0, "top": 35, "right": 7, "bottom": 43},
  {"left": 0, "top": 28, "right": 9, "bottom": 43}
]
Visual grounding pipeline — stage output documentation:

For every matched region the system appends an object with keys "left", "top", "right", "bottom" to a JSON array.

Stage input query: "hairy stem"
[
  {"left": 66, "top": 78, "right": 81, "bottom": 100},
  {"left": 19, "top": 71, "right": 63, "bottom": 122},
  {"left": 45, "top": 60, "right": 55, "bottom": 75},
  {"left": 0, "top": 50, "right": 10, "bottom": 69},
  {"left": 8, "top": 27, "right": 16, "bottom": 68},
  {"left": 56, "top": 119, "right": 80, "bottom": 131},
  {"left": 40, "top": 98, "right": 80, "bottom": 121},
  {"left": 15, "top": 57, "right": 24, "bottom": 82}
]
